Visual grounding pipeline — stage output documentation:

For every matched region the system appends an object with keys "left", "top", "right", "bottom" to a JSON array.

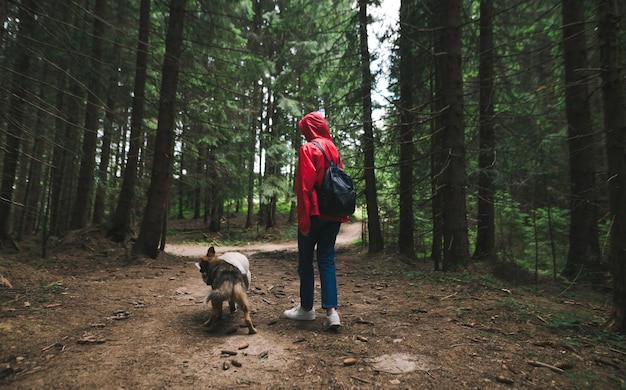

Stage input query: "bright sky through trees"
[{"left": 370, "top": 0, "right": 400, "bottom": 125}]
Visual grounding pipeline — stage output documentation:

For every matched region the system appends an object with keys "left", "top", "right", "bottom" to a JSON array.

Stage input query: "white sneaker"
[
  {"left": 324, "top": 311, "right": 341, "bottom": 330},
  {"left": 284, "top": 306, "right": 316, "bottom": 321}
]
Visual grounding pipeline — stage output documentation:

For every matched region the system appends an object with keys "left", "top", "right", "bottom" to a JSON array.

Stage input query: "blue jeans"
[{"left": 298, "top": 217, "right": 341, "bottom": 311}]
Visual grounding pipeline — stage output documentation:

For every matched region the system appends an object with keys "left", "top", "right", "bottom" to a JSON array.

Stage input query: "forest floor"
[{"left": 0, "top": 217, "right": 624, "bottom": 389}]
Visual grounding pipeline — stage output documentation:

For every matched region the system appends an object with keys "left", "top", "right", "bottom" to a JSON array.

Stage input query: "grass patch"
[{"left": 41, "top": 281, "right": 65, "bottom": 293}]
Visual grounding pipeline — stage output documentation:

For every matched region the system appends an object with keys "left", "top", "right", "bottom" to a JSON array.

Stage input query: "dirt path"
[
  {"left": 1, "top": 222, "right": 623, "bottom": 389},
  {"left": 164, "top": 220, "right": 363, "bottom": 257}
]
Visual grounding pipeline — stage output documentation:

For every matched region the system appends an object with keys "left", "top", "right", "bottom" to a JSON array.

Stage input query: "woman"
[{"left": 283, "top": 112, "right": 349, "bottom": 330}]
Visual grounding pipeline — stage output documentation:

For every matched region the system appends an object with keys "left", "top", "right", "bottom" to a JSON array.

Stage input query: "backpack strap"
[{"left": 311, "top": 141, "right": 341, "bottom": 167}]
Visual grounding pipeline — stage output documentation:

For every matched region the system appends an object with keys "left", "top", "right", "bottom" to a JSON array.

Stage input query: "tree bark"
[
  {"left": 132, "top": 0, "right": 186, "bottom": 259},
  {"left": 94, "top": 1, "right": 124, "bottom": 225},
  {"left": 177, "top": 137, "right": 186, "bottom": 220},
  {"left": 359, "top": 0, "right": 383, "bottom": 253},
  {"left": 193, "top": 142, "right": 204, "bottom": 220},
  {"left": 93, "top": 85, "right": 115, "bottom": 225},
  {"left": 107, "top": 0, "right": 150, "bottom": 243},
  {"left": 245, "top": 0, "right": 264, "bottom": 230},
  {"left": 397, "top": 0, "right": 416, "bottom": 258},
  {"left": 47, "top": 1, "right": 85, "bottom": 238},
  {"left": 17, "top": 78, "right": 47, "bottom": 240},
  {"left": 0, "top": 0, "right": 6, "bottom": 49},
  {"left": 436, "top": 0, "right": 470, "bottom": 270},
  {"left": 264, "top": 104, "right": 282, "bottom": 230},
  {"left": 597, "top": 0, "right": 626, "bottom": 332},
  {"left": 430, "top": 0, "right": 443, "bottom": 271},
  {"left": 69, "top": 0, "right": 107, "bottom": 230},
  {"left": 473, "top": 0, "right": 497, "bottom": 261},
  {"left": 0, "top": 0, "right": 36, "bottom": 250},
  {"left": 561, "top": 0, "right": 601, "bottom": 281}
]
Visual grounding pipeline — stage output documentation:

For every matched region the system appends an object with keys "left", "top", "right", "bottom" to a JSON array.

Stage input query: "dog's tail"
[
  {"left": 203, "top": 280, "right": 248, "bottom": 306},
  {"left": 203, "top": 288, "right": 213, "bottom": 305},
  {"left": 203, "top": 280, "right": 235, "bottom": 305}
]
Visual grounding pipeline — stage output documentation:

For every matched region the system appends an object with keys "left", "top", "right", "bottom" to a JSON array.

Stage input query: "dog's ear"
[{"left": 207, "top": 246, "right": 216, "bottom": 256}]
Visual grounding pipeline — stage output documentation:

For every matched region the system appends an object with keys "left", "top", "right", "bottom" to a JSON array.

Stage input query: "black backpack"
[{"left": 311, "top": 141, "right": 356, "bottom": 217}]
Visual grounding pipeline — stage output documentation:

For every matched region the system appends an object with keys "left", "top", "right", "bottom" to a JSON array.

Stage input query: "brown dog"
[{"left": 197, "top": 247, "right": 256, "bottom": 334}]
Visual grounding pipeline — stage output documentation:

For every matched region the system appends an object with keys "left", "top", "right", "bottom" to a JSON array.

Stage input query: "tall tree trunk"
[
  {"left": 107, "top": 0, "right": 150, "bottom": 243},
  {"left": 0, "top": 0, "right": 36, "bottom": 250},
  {"left": 177, "top": 138, "right": 186, "bottom": 219},
  {"left": 257, "top": 91, "right": 270, "bottom": 229},
  {"left": 429, "top": 0, "right": 443, "bottom": 271},
  {"left": 246, "top": 115, "right": 258, "bottom": 228},
  {"left": 208, "top": 186, "right": 222, "bottom": 232},
  {"left": 0, "top": 0, "right": 6, "bottom": 48},
  {"left": 50, "top": 73, "right": 84, "bottom": 237},
  {"left": 69, "top": 0, "right": 107, "bottom": 230},
  {"left": 264, "top": 104, "right": 282, "bottom": 230},
  {"left": 246, "top": 1, "right": 263, "bottom": 229},
  {"left": 359, "top": 0, "right": 383, "bottom": 253},
  {"left": 561, "top": 0, "right": 601, "bottom": 281},
  {"left": 193, "top": 142, "right": 203, "bottom": 220},
  {"left": 47, "top": 1, "right": 86, "bottom": 237},
  {"left": 431, "top": 125, "right": 444, "bottom": 271},
  {"left": 94, "top": 2, "right": 124, "bottom": 225},
  {"left": 473, "top": 0, "right": 497, "bottom": 261},
  {"left": 288, "top": 118, "right": 298, "bottom": 224},
  {"left": 597, "top": 0, "right": 626, "bottom": 332},
  {"left": 93, "top": 87, "right": 115, "bottom": 225},
  {"left": 132, "top": 0, "right": 186, "bottom": 259},
  {"left": 49, "top": 73, "right": 68, "bottom": 237},
  {"left": 436, "top": 0, "right": 470, "bottom": 271},
  {"left": 17, "top": 77, "right": 48, "bottom": 239},
  {"left": 18, "top": 133, "right": 44, "bottom": 239},
  {"left": 397, "top": 0, "right": 416, "bottom": 258}
]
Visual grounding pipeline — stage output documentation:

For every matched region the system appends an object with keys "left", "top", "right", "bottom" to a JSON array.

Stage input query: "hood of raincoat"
[
  {"left": 298, "top": 112, "right": 331, "bottom": 141},
  {"left": 295, "top": 112, "right": 348, "bottom": 235}
]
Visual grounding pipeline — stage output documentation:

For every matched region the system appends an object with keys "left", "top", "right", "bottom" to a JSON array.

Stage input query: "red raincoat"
[{"left": 296, "top": 112, "right": 350, "bottom": 235}]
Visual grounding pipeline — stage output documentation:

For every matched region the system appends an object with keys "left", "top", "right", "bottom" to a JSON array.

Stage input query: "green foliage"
[
  {"left": 547, "top": 312, "right": 586, "bottom": 330},
  {"left": 41, "top": 282, "right": 66, "bottom": 293},
  {"left": 520, "top": 207, "right": 568, "bottom": 273},
  {"left": 493, "top": 191, "right": 570, "bottom": 276},
  {"left": 405, "top": 271, "right": 427, "bottom": 278},
  {"left": 4, "top": 0, "right": 616, "bottom": 294},
  {"left": 259, "top": 175, "right": 291, "bottom": 205},
  {"left": 277, "top": 95, "right": 303, "bottom": 118}
]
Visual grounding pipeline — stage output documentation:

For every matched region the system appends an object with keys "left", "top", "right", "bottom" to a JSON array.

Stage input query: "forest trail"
[
  {"left": 165, "top": 220, "right": 363, "bottom": 257},
  {"left": 0, "top": 221, "right": 621, "bottom": 389}
]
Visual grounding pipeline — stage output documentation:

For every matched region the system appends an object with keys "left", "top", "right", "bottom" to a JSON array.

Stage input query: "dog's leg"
[
  {"left": 217, "top": 301, "right": 224, "bottom": 321},
  {"left": 203, "top": 300, "right": 222, "bottom": 328},
  {"left": 217, "top": 302, "right": 224, "bottom": 320},
  {"left": 236, "top": 294, "right": 257, "bottom": 334},
  {"left": 242, "top": 304, "right": 257, "bottom": 334}
]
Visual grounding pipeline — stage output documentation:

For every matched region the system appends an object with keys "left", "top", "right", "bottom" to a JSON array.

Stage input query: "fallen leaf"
[
  {"left": 343, "top": 357, "right": 357, "bottom": 366},
  {"left": 555, "top": 362, "right": 574, "bottom": 370},
  {"left": 496, "top": 375, "right": 514, "bottom": 384},
  {"left": 77, "top": 335, "right": 106, "bottom": 345}
]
